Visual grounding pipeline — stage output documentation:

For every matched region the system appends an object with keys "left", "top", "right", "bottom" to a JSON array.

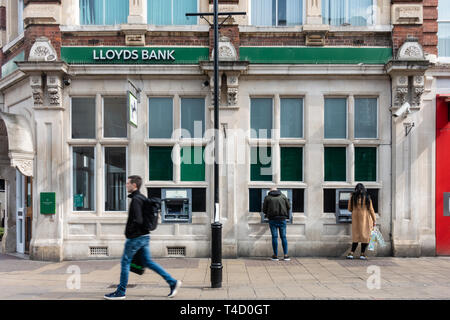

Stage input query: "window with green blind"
[
  {"left": 251, "top": 146, "right": 272, "bottom": 181},
  {"left": 149, "top": 147, "right": 173, "bottom": 181},
  {"left": 180, "top": 146, "right": 205, "bottom": 181},
  {"left": 280, "top": 147, "right": 303, "bottom": 181},
  {"left": 324, "top": 147, "right": 346, "bottom": 181},
  {"left": 355, "top": 147, "right": 376, "bottom": 181}
]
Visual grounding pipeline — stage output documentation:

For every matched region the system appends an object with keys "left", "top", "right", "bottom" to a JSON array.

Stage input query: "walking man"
[
  {"left": 263, "top": 187, "right": 291, "bottom": 261},
  {"left": 104, "top": 175, "right": 181, "bottom": 300}
]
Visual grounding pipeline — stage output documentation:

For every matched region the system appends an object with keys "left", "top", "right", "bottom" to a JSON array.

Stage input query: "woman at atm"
[{"left": 346, "top": 183, "right": 377, "bottom": 260}]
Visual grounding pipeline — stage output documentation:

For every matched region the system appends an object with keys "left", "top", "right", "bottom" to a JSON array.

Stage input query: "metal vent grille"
[
  {"left": 167, "top": 247, "right": 186, "bottom": 256},
  {"left": 89, "top": 247, "right": 109, "bottom": 256}
]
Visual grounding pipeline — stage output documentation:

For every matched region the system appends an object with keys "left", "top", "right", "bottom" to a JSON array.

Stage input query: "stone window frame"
[{"left": 5, "top": 0, "right": 24, "bottom": 45}]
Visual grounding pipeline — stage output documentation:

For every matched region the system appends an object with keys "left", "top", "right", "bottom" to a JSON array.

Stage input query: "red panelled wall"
[{"left": 436, "top": 95, "right": 450, "bottom": 255}]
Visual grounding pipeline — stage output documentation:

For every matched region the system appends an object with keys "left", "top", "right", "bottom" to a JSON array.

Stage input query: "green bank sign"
[
  {"left": 61, "top": 46, "right": 209, "bottom": 64},
  {"left": 61, "top": 46, "right": 392, "bottom": 65}
]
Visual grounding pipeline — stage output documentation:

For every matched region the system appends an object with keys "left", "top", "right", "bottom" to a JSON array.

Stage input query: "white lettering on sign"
[{"left": 93, "top": 49, "right": 175, "bottom": 61}]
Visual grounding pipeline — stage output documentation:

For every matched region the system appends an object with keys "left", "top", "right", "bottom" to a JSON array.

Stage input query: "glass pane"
[
  {"left": 322, "top": 0, "right": 345, "bottom": 25},
  {"left": 249, "top": 188, "right": 262, "bottom": 212},
  {"left": 286, "top": 0, "right": 303, "bottom": 26},
  {"left": 149, "top": 98, "right": 173, "bottom": 138},
  {"left": 105, "top": 147, "right": 126, "bottom": 211},
  {"left": 148, "top": 0, "right": 172, "bottom": 25},
  {"left": 180, "top": 147, "right": 205, "bottom": 181},
  {"left": 149, "top": 147, "right": 173, "bottom": 181},
  {"left": 324, "top": 147, "right": 346, "bottom": 181},
  {"left": 439, "top": 22, "right": 450, "bottom": 57},
  {"left": 72, "top": 98, "right": 96, "bottom": 139},
  {"left": 104, "top": 97, "right": 127, "bottom": 138},
  {"left": 322, "top": 0, "right": 372, "bottom": 26},
  {"left": 73, "top": 147, "right": 95, "bottom": 211},
  {"left": 105, "top": 0, "right": 129, "bottom": 25},
  {"left": 278, "top": 0, "right": 287, "bottom": 26},
  {"left": 281, "top": 98, "right": 303, "bottom": 138},
  {"left": 18, "top": 0, "right": 24, "bottom": 34},
  {"left": 181, "top": 98, "right": 205, "bottom": 139},
  {"left": 348, "top": 0, "right": 373, "bottom": 26},
  {"left": 251, "top": 98, "right": 272, "bottom": 139},
  {"left": 355, "top": 147, "right": 376, "bottom": 181},
  {"left": 17, "top": 171, "right": 23, "bottom": 209},
  {"left": 280, "top": 147, "right": 303, "bottom": 181},
  {"left": 80, "top": 0, "right": 104, "bottom": 25},
  {"left": 355, "top": 98, "right": 377, "bottom": 138},
  {"left": 251, "top": 146, "right": 272, "bottom": 181},
  {"left": 439, "top": 1, "right": 450, "bottom": 20},
  {"left": 173, "top": 0, "right": 197, "bottom": 25},
  {"left": 252, "top": 0, "right": 273, "bottom": 26},
  {"left": 324, "top": 98, "right": 347, "bottom": 139}
]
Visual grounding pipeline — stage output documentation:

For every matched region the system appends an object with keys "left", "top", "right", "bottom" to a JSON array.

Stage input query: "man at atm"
[{"left": 263, "top": 187, "right": 291, "bottom": 261}]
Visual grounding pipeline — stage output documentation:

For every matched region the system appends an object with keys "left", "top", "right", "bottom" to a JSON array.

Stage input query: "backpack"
[{"left": 138, "top": 195, "right": 161, "bottom": 232}]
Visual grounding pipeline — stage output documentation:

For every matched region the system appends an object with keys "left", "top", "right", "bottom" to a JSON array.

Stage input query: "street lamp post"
[{"left": 187, "top": 1, "right": 245, "bottom": 289}]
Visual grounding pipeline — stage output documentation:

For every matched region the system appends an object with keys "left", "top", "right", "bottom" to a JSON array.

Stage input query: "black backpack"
[{"left": 138, "top": 195, "right": 161, "bottom": 232}]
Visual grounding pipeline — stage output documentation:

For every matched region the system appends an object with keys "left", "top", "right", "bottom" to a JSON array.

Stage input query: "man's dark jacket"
[
  {"left": 263, "top": 190, "right": 291, "bottom": 220},
  {"left": 125, "top": 190, "right": 149, "bottom": 239}
]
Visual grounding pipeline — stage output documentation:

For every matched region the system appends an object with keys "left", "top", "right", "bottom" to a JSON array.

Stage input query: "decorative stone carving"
[
  {"left": 227, "top": 87, "right": 238, "bottom": 106},
  {"left": 397, "top": 37, "right": 425, "bottom": 61},
  {"left": 392, "top": 4, "right": 423, "bottom": 25},
  {"left": 413, "top": 87, "right": 425, "bottom": 107},
  {"left": 29, "top": 37, "right": 57, "bottom": 62},
  {"left": 211, "top": 36, "right": 237, "bottom": 61},
  {"left": 30, "top": 75, "right": 44, "bottom": 105},
  {"left": 12, "top": 159, "right": 33, "bottom": 177},
  {"left": 46, "top": 76, "right": 62, "bottom": 105},
  {"left": 395, "top": 87, "right": 408, "bottom": 106}
]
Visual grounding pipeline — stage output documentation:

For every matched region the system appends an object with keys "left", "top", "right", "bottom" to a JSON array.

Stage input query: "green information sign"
[
  {"left": 40, "top": 192, "right": 56, "bottom": 215},
  {"left": 74, "top": 194, "right": 84, "bottom": 208}
]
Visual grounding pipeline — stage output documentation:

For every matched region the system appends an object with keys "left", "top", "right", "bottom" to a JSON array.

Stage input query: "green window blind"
[
  {"left": 355, "top": 147, "right": 376, "bottom": 181},
  {"left": 149, "top": 147, "right": 173, "bottom": 181},
  {"left": 324, "top": 147, "right": 346, "bottom": 181},
  {"left": 251, "top": 146, "right": 272, "bottom": 181},
  {"left": 280, "top": 147, "right": 303, "bottom": 181},
  {"left": 180, "top": 146, "right": 205, "bottom": 181}
]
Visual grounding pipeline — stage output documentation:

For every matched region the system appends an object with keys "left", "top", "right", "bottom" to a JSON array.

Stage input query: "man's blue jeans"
[
  {"left": 117, "top": 235, "right": 176, "bottom": 295},
  {"left": 269, "top": 220, "right": 288, "bottom": 256}
]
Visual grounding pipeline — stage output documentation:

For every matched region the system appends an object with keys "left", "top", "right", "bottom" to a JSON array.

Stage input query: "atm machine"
[
  {"left": 260, "top": 189, "right": 293, "bottom": 223},
  {"left": 161, "top": 188, "right": 192, "bottom": 223},
  {"left": 335, "top": 189, "right": 353, "bottom": 223}
]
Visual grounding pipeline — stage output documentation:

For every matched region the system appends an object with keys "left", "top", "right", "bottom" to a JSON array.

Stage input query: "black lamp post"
[{"left": 187, "top": 1, "right": 245, "bottom": 289}]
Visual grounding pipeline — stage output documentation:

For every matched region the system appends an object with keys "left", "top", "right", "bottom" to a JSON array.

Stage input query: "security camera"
[
  {"left": 63, "top": 78, "right": 71, "bottom": 86},
  {"left": 392, "top": 102, "right": 411, "bottom": 118},
  {"left": 202, "top": 80, "right": 210, "bottom": 88}
]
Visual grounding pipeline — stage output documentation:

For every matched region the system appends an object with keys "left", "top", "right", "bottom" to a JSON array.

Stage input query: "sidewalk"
[{"left": 0, "top": 253, "right": 449, "bottom": 300}]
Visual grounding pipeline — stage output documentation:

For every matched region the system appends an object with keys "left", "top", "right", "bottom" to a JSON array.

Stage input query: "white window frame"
[
  {"left": 322, "top": 0, "right": 376, "bottom": 27},
  {"left": 249, "top": 0, "right": 305, "bottom": 27},
  {"left": 324, "top": 96, "right": 348, "bottom": 140},
  {"left": 102, "top": 96, "right": 129, "bottom": 139},
  {"left": 353, "top": 96, "right": 379, "bottom": 140},
  {"left": 103, "top": 145, "right": 128, "bottom": 213},
  {"left": 147, "top": 0, "right": 199, "bottom": 25},
  {"left": 71, "top": 145, "right": 97, "bottom": 213},
  {"left": 70, "top": 96, "right": 97, "bottom": 140}
]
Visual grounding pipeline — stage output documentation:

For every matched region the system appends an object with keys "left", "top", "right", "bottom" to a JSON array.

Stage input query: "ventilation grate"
[
  {"left": 90, "top": 247, "right": 109, "bottom": 256},
  {"left": 167, "top": 247, "right": 186, "bottom": 257}
]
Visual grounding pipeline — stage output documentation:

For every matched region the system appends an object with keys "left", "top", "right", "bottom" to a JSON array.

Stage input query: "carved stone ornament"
[
  {"left": 227, "top": 87, "right": 238, "bottom": 106},
  {"left": 395, "top": 87, "right": 408, "bottom": 106},
  {"left": 11, "top": 159, "right": 33, "bottom": 177},
  {"left": 211, "top": 36, "right": 237, "bottom": 61},
  {"left": 413, "top": 87, "right": 425, "bottom": 106},
  {"left": 46, "top": 76, "right": 62, "bottom": 105},
  {"left": 30, "top": 76, "right": 44, "bottom": 105},
  {"left": 397, "top": 37, "right": 425, "bottom": 61},
  {"left": 28, "top": 37, "right": 57, "bottom": 62}
]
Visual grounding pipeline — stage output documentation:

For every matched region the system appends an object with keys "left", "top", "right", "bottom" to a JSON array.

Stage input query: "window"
[
  {"left": 324, "top": 98, "right": 347, "bottom": 139},
  {"left": 439, "top": 1, "right": 450, "bottom": 57},
  {"left": 354, "top": 147, "right": 376, "bottom": 181},
  {"left": 354, "top": 98, "right": 377, "bottom": 139},
  {"left": 324, "top": 147, "right": 346, "bottom": 181},
  {"left": 149, "top": 98, "right": 173, "bottom": 139},
  {"left": 148, "top": 187, "right": 206, "bottom": 212},
  {"left": 251, "top": 146, "right": 272, "bottom": 181},
  {"left": 80, "top": 0, "right": 129, "bottom": 25},
  {"left": 18, "top": 0, "right": 24, "bottom": 34},
  {"left": 324, "top": 188, "right": 379, "bottom": 213},
  {"left": 181, "top": 98, "right": 205, "bottom": 139},
  {"left": 72, "top": 98, "right": 96, "bottom": 139},
  {"left": 104, "top": 97, "right": 127, "bottom": 138},
  {"left": 73, "top": 147, "right": 95, "bottom": 211},
  {"left": 180, "top": 146, "right": 205, "bottom": 182},
  {"left": 149, "top": 147, "right": 173, "bottom": 181},
  {"left": 251, "top": 0, "right": 303, "bottom": 26},
  {"left": 280, "top": 147, "right": 303, "bottom": 181},
  {"left": 104, "top": 147, "right": 127, "bottom": 211},
  {"left": 249, "top": 188, "right": 304, "bottom": 212},
  {"left": 0, "top": 179, "right": 4, "bottom": 191},
  {"left": 281, "top": 98, "right": 303, "bottom": 138},
  {"left": 148, "top": 0, "right": 197, "bottom": 25},
  {"left": 251, "top": 98, "right": 273, "bottom": 139},
  {"left": 322, "top": 0, "right": 374, "bottom": 26}
]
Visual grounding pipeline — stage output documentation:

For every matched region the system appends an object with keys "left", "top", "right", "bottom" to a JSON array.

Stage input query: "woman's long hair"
[{"left": 352, "top": 183, "right": 371, "bottom": 210}]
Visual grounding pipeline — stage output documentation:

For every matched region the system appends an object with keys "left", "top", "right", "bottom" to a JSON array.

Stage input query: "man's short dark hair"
[{"left": 128, "top": 175, "right": 142, "bottom": 190}]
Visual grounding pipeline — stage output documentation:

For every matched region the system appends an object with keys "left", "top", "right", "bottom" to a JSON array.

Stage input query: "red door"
[{"left": 436, "top": 95, "right": 450, "bottom": 255}]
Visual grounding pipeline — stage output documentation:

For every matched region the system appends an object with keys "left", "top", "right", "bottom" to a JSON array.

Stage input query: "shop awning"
[{"left": 0, "top": 112, "right": 34, "bottom": 176}]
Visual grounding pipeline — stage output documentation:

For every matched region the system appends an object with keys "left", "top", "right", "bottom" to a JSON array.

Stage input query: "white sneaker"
[{"left": 168, "top": 280, "right": 182, "bottom": 298}]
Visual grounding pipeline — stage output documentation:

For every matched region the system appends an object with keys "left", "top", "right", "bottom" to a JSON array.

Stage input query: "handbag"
[
  {"left": 130, "top": 248, "right": 146, "bottom": 275},
  {"left": 368, "top": 226, "right": 386, "bottom": 251}
]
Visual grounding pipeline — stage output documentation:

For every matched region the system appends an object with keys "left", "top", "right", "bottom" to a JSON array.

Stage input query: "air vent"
[
  {"left": 167, "top": 247, "right": 186, "bottom": 257},
  {"left": 90, "top": 247, "right": 109, "bottom": 256}
]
